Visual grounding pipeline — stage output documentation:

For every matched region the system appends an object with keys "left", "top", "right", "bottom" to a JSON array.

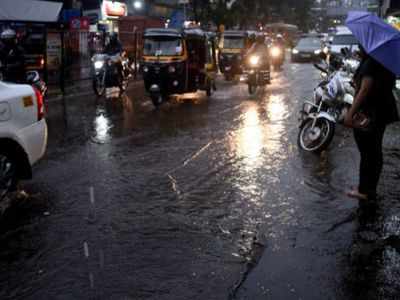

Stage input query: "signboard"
[
  {"left": 70, "top": 17, "right": 90, "bottom": 30},
  {"left": 101, "top": 1, "right": 128, "bottom": 19},
  {"left": 46, "top": 32, "right": 61, "bottom": 71}
]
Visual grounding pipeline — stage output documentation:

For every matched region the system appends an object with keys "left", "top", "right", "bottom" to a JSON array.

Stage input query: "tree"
[{"left": 191, "top": 0, "right": 314, "bottom": 31}]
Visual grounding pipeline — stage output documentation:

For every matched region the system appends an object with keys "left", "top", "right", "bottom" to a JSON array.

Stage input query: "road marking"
[
  {"left": 89, "top": 187, "right": 95, "bottom": 205},
  {"left": 183, "top": 141, "right": 213, "bottom": 167},
  {"left": 83, "top": 242, "right": 89, "bottom": 258},
  {"left": 167, "top": 174, "right": 181, "bottom": 196},
  {"left": 99, "top": 249, "right": 104, "bottom": 269},
  {"left": 89, "top": 272, "right": 94, "bottom": 289}
]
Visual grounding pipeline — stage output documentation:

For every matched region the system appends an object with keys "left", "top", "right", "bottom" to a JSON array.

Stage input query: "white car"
[
  {"left": 328, "top": 32, "right": 359, "bottom": 54},
  {"left": 0, "top": 81, "right": 47, "bottom": 200}
]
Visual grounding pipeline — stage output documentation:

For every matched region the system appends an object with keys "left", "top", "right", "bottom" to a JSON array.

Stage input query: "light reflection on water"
[
  {"left": 94, "top": 112, "right": 111, "bottom": 143},
  {"left": 229, "top": 94, "right": 288, "bottom": 199},
  {"left": 236, "top": 107, "right": 264, "bottom": 170}
]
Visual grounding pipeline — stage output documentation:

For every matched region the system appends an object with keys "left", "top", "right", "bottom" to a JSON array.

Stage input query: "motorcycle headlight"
[
  {"left": 143, "top": 66, "right": 149, "bottom": 73},
  {"left": 94, "top": 61, "right": 104, "bottom": 69},
  {"left": 270, "top": 47, "right": 281, "bottom": 57},
  {"left": 314, "top": 49, "right": 322, "bottom": 55},
  {"left": 168, "top": 66, "right": 176, "bottom": 73},
  {"left": 323, "top": 46, "right": 330, "bottom": 54},
  {"left": 249, "top": 56, "right": 260, "bottom": 66},
  {"left": 292, "top": 48, "right": 299, "bottom": 54}
]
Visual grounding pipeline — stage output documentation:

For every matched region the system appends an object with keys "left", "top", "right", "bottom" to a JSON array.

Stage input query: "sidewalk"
[{"left": 46, "top": 61, "right": 142, "bottom": 101}]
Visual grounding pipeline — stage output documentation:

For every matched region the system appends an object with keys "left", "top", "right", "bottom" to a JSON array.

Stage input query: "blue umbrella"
[{"left": 346, "top": 11, "right": 400, "bottom": 76}]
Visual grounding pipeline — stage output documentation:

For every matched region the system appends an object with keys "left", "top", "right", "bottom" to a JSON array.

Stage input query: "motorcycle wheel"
[
  {"left": 151, "top": 94, "right": 164, "bottom": 108},
  {"left": 93, "top": 73, "right": 105, "bottom": 97},
  {"left": 206, "top": 80, "right": 213, "bottom": 97},
  {"left": 0, "top": 151, "right": 17, "bottom": 202},
  {"left": 248, "top": 83, "right": 257, "bottom": 95},
  {"left": 298, "top": 118, "right": 335, "bottom": 153}
]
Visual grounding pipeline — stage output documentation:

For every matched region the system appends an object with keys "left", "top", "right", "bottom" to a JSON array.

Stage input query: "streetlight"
[{"left": 133, "top": 0, "right": 143, "bottom": 10}]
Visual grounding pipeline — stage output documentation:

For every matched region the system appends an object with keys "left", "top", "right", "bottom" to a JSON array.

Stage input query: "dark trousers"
[{"left": 353, "top": 124, "right": 386, "bottom": 197}]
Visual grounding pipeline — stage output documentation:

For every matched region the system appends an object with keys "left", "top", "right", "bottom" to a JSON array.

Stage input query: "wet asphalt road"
[{"left": 1, "top": 62, "right": 400, "bottom": 300}]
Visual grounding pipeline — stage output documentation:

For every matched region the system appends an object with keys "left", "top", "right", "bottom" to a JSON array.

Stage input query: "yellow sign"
[{"left": 23, "top": 96, "right": 34, "bottom": 107}]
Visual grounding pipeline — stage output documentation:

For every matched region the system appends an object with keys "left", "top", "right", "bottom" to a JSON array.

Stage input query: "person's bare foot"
[{"left": 347, "top": 189, "right": 369, "bottom": 201}]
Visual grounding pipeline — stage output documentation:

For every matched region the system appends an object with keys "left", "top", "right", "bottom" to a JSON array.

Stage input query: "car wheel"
[{"left": 0, "top": 152, "right": 17, "bottom": 201}]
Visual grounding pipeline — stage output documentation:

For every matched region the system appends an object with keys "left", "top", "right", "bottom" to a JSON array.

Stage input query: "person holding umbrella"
[{"left": 344, "top": 11, "right": 400, "bottom": 200}]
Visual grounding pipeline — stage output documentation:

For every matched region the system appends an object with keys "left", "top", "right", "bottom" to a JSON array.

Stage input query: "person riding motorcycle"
[
  {"left": 104, "top": 33, "right": 126, "bottom": 90},
  {"left": 105, "top": 33, "right": 123, "bottom": 56},
  {"left": 270, "top": 34, "right": 286, "bottom": 68},
  {"left": 246, "top": 34, "right": 271, "bottom": 79},
  {"left": 274, "top": 34, "right": 285, "bottom": 48},
  {"left": 0, "top": 29, "right": 26, "bottom": 83}
]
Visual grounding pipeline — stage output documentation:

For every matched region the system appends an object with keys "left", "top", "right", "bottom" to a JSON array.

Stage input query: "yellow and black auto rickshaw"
[
  {"left": 141, "top": 28, "right": 218, "bottom": 108},
  {"left": 218, "top": 30, "right": 250, "bottom": 81}
]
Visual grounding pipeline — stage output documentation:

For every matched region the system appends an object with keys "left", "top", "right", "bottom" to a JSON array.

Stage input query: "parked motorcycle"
[
  {"left": 92, "top": 53, "right": 131, "bottom": 97},
  {"left": 244, "top": 55, "right": 270, "bottom": 95},
  {"left": 298, "top": 54, "right": 357, "bottom": 153}
]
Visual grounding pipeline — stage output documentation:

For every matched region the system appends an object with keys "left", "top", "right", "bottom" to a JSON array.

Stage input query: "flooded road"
[{"left": 1, "top": 62, "right": 400, "bottom": 299}]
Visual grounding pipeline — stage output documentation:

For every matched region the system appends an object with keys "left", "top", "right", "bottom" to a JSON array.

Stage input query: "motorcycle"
[
  {"left": 26, "top": 71, "right": 47, "bottom": 98},
  {"left": 298, "top": 54, "right": 357, "bottom": 153},
  {"left": 270, "top": 45, "right": 285, "bottom": 70},
  {"left": 92, "top": 53, "right": 131, "bottom": 97},
  {"left": 0, "top": 61, "right": 47, "bottom": 98},
  {"left": 244, "top": 55, "right": 270, "bottom": 95}
]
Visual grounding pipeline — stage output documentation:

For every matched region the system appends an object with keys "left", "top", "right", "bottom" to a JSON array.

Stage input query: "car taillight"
[{"left": 33, "top": 87, "right": 44, "bottom": 121}]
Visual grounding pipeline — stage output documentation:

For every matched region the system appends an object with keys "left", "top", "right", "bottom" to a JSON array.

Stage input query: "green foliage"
[{"left": 192, "top": 0, "right": 314, "bottom": 30}]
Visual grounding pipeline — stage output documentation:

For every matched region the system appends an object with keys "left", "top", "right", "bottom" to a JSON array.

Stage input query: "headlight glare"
[
  {"left": 270, "top": 47, "right": 281, "bottom": 57},
  {"left": 94, "top": 61, "right": 104, "bottom": 69},
  {"left": 249, "top": 56, "right": 260, "bottom": 66}
]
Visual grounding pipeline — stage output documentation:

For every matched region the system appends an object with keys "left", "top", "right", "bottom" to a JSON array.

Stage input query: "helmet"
[
  {"left": 1, "top": 29, "right": 16, "bottom": 41},
  {"left": 276, "top": 34, "right": 283, "bottom": 39}
]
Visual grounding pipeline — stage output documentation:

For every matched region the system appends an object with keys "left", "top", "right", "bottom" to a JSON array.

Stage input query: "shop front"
[{"left": 100, "top": 0, "right": 128, "bottom": 33}]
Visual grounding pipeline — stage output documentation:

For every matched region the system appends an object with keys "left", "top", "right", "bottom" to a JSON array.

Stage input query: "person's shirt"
[
  {"left": 247, "top": 42, "right": 269, "bottom": 59},
  {"left": 354, "top": 57, "right": 399, "bottom": 125},
  {"left": 105, "top": 41, "right": 122, "bottom": 56}
]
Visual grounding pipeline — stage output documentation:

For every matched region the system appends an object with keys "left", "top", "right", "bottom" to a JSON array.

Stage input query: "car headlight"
[
  {"left": 94, "top": 61, "right": 104, "bottom": 69},
  {"left": 168, "top": 66, "right": 176, "bottom": 73},
  {"left": 314, "top": 49, "right": 322, "bottom": 55},
  {"left": 270, "top": 47, "right": 281, "bottom": 57},
  {"left": 249, "top": 55, "right": 260, "bottom": 66},
  {"left": 143, "top": 66, "right": 149, "bottom": 73},
  {"left": 292, "top": 49, "right": 299, "bottom": 54}
]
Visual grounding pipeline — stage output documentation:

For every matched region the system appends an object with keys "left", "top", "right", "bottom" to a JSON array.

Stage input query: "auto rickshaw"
[
  {"left": 141, "top": 28, "right": 218, "bottom": 108},
  {"left": 218, "top": 30, "right": 250, "bottom": 81}
]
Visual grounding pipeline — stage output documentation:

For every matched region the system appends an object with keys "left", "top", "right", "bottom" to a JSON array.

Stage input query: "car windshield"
[
  {"left": 144, "top": 37, "right": 183, "bottom": 56},
  {"left": 332, "top": 34, "right": 358, "bottom": 45},
  {"left": 297, "top": 38, "right": 321, "bottom": 48},
  {"left": 223, "top": 37, "right": 245, "bottom": 49}
]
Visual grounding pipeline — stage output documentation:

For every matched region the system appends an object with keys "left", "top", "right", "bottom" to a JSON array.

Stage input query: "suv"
[{"left": 0, "top": 81, "right": 47, "bottom": 200}]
